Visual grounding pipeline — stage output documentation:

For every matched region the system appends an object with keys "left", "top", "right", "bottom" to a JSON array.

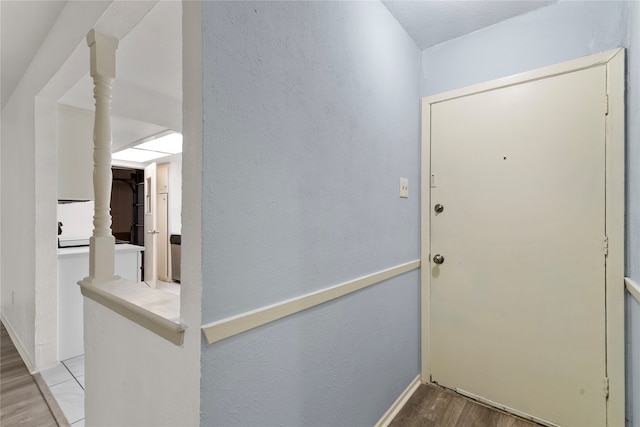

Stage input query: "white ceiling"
[
  {"left": 1, "top": 0, "right": 66, "bottom": 108},
  {"left": 58, "top": 0, "right": 182, "bottom": 151},
  {"left": 0, "top": 1, "right": 181, "bottom": 152},
  {"left": 59, "top": 1, "right": 182, "bottom": 111},
  {"left": 2, "top": 0, "right": 558, "bottom": 146}
]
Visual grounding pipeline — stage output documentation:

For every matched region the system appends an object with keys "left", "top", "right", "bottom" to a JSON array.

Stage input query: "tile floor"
[
  {"left": 155, "top": 280, "right": 181, "bottom": 296},
  {"left": 41, "top": 355, "right": 85, "bottom": 426}
]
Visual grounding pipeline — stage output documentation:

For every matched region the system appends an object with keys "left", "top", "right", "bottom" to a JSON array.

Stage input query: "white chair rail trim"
[
  {"left": 201, "top": 260, "right": 421, "bottom": 345},
  {"left": 625, "top": 277, "right": 640, "bottom": 303}
]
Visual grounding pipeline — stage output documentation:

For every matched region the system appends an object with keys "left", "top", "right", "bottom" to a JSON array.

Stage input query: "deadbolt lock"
[
  {"left": 433, "top": 254, "right": 445, "bottom": 265},
  {"left": 434, "top": 204, "right": 444, "bottom": 213}
]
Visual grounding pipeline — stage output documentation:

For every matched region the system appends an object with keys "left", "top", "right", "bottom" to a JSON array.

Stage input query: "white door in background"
[
  {"left": 157, "top": 192, "right": 169, "bottom": 281},
  {"left": 156, "top": 163, "right": 170, "bottom": 282},
  {"left": 144, "top": 162, "right": 158, "bottom": 288},
  {"left": 429, "top": 66, "right": 607, "bottom": 426}
]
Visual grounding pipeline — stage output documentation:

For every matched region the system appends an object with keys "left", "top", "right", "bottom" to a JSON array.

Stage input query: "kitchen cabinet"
[
  {"left": 57, "top": 106, "right": 94, "bottom": 200},
  {"left": 57, "top": 244, "right": 143, "bottom": 360}
]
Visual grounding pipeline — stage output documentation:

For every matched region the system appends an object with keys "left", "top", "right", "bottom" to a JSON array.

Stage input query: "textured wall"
[
  {"left": 0, "top": 1, "right": 112, "bottom": 370},
  {"left": 200, "top": 1, "right": 421, "bottom": 425},
  {"left": 202, "top": 1, "right": 421, "bottom": 321},
  {"left": 1, "top": 73, "right": 37, "bottom": 366},
  {"left": 84, "top": 298, "right": 200, "bottom": 427},
  {"left": 421, "top": 1, "right": 629, "bottom": 97},
  {"left": 420, "top": 1, "right": 638, "bottom": 425},
  {"left": 202, "top": 271, "right": 420, "bottom": 427}
]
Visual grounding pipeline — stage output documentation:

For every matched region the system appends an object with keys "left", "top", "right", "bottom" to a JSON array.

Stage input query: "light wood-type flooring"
[
  {"left": 1, "top": 323, "right": 58, "bottom": 426},
  {"left": 390, "top": 383, "right": 542, "bottom": 427}
]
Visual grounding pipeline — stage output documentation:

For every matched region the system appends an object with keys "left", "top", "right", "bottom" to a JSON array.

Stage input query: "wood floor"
[
  {"left": 1, "top": 323, "right": 58, "bottom": 426},
  {"left": 390, "top": 383, "right": 541, "bottom": 427}
]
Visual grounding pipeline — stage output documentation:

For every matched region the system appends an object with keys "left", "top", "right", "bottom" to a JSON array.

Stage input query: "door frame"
[
  {"left": 144, "top": 162, "right": 158, "bottom": 288},
  {"left": 420, "top": 48, "right": 625, "bottom": 426}
]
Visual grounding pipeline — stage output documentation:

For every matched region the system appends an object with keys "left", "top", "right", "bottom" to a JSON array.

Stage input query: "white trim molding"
[
  {"left": 604, "top": 48, "right": 626, "bottom": 427},
  {"left": 625, "top": 277, "right": 640, "bottom": 303},
  {"left": 1, "top": 313, "right": 36, "bottom": 373},
  {"left": 79, "top": 277, "right": 185, "bottom": 345},
  {"left": 421, "top": 48, "right": 625, "bottom": 427},
  {"left": 202, "top": 260, "right": 421, "bottom": 345},
  {"left": 375, "top": 375, "right": 421, "bottom": 427},
  {"left": 423, "top": 49, "right": 620, "bottom": 106}
]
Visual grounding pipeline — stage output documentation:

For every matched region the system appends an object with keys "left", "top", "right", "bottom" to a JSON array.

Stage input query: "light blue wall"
[
  {"left": 200, "top": 1, "right": 421, "bottom": 425},
  {"left": 421, "top": 1, "right": 629, "bottom": 97},
  {"left": 201, "top": 271, "right": 420, "bottom": 427},
  {"left": 421, "top": 1, "right": 638, "bottom": 425},
  {"left": 629, "top": 293, "right": 640, "bottom": 427}
]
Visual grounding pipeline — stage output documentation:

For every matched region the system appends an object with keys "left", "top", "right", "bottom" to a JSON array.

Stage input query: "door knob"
[
  {"left": 433, "top": 254, "right": 445, "bottom": 264},
  {"left": 434, "top": 204, "right": 444, "bottom": 213}
]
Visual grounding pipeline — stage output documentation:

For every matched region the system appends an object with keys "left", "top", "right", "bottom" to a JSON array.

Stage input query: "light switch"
[{"left": 400, "top": 178, "right": 409, "bottom": 198}]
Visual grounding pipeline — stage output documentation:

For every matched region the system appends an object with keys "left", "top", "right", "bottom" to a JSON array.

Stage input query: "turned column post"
[{"left": 87, "top": 30, "right": 119, "bottom": 280}]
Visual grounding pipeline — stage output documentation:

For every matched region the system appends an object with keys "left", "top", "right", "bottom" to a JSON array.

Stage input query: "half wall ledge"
[{"left": 78, "top": 277, "right": 185, "bottom": 345}]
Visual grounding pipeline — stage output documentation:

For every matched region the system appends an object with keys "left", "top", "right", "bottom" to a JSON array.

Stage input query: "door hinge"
[
  {"left": 605, "top": 95, "right": 609, "bottom": 115},
  {"left": 603, "top": 236, "right": 609, "bottom": 256},
  {"left": 604, "top": 377, "right": 610, "bottom": 398}
]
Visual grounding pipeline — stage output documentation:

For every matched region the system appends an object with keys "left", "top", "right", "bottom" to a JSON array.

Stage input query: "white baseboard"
[
  {"left": 1, "top": 312, "right": 36, "bottom": 373},
  {"left": 375, "top": 375, "right": 421, "bottom": 427}
]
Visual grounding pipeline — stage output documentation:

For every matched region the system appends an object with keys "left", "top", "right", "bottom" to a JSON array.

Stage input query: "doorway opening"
[{"left": 111, "top": 167, "right": 144, "bottom": 246}]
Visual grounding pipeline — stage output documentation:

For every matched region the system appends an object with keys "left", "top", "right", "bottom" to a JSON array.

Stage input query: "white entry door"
[
  {"left": 428, "top": 65, "right": 609, "bottom": 426},
  {"left": 144, "top": 162, "right": 158, "bottom": 288}
]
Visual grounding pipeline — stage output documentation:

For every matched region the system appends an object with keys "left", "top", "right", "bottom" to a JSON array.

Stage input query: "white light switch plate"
[{"left": 400, "top": 178, "right": 409, "bottom": 198}]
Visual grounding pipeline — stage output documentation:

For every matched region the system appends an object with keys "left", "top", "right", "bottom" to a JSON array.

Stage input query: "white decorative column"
[{"left": 87, "top": 30, "right": 119, "bottom": 281}]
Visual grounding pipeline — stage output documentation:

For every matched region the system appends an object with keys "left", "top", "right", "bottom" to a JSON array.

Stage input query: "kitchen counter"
[
  {"left": 58, "top": 243, "right": 143, "bottom": 258},
  {"left": 57, "top": 243, "right": 144, "bottom": 360}
]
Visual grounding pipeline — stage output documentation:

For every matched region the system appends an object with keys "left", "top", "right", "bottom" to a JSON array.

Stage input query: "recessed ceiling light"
[
  {"left": 136, "top": 132, "right": 183, "bottom": 154},
  {"left": 112, "top": 131, "right": 183, "bottom": 163},
  {"left": 112, "top": 148, "right": 169, "bottom": 163}
]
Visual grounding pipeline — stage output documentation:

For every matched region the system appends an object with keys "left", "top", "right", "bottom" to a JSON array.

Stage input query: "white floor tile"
[
  {"left": 40, "top": 364, "right": 74, "bottom": 387},
  {"left": 76, "top": 375, "right": 85, "bottom": 389},
  {"left": 63, "top": 354, "right": 85, "bottom": 378},
  {"left": 49, "top": 379, "right": 85, "bottom": 424},
  {"left": 156, "top": 280, "right": 180, "bottom": 296},
  {"left": 71, "top": 419, "right": 85, "bottom": 427}
]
